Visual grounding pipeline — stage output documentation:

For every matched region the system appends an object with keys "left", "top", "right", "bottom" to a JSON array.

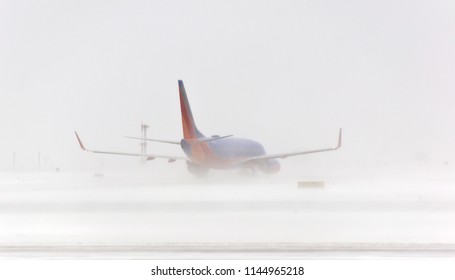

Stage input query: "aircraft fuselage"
[{"left": 181, "top": 137, "right": 280, "bottom": 173}]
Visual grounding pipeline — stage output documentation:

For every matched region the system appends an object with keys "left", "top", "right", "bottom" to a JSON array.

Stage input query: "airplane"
[{"left": 75, "top": 80, "right": 342, "bottom": 176}]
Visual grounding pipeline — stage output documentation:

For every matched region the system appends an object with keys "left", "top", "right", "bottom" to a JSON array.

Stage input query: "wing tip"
[
  {"left": 74, "top": 131, "right": 86, "bottom": 151},
  {"left": 336, "top": 128, "right": 342, "bottom": 149}
]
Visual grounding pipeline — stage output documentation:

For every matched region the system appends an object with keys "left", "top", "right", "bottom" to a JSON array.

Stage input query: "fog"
[
  {"left": 0, "top": 0, "right": 454, "bottom": 173},
  {"left": 0, "top": 0, "right": 455, "bottom": 257}
]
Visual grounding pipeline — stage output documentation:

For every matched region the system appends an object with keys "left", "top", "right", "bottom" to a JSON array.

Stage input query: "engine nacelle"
[{"left": 259, "top": 159, "right": 281, "bottom": 174}]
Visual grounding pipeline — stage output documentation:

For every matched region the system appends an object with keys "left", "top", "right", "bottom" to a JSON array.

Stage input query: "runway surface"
[
  {"left": 1, "top": 169, "right": 455, "bottom": 259},
  {"left": 2, "top": 243, "right": 455, "bottom": 259}
]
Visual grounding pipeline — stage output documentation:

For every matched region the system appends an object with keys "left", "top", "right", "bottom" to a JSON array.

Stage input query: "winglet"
[
  {"left": 335, "top": 128, "right": 342, "bottom": 149},
  {"left": 74, "top": 132, "right": 87, "bottom": 151}
]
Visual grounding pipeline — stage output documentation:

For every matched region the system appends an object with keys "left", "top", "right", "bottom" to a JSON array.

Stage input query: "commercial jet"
[{"left": 75, "top": 80, "right": 342, "bottom": 176}]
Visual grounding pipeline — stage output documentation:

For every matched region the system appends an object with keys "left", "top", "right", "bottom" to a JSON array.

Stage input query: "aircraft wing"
[
  {"left": 75, "top": 132, "right": 187, "bottom": 161},
  {"left": 241, "top": 128, "right": 342, "bottom": 162}
]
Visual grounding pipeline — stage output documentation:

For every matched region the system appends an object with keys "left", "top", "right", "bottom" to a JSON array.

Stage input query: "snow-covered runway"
[{"left": 1, "top": 170, "right": 454, "bottom": 258}]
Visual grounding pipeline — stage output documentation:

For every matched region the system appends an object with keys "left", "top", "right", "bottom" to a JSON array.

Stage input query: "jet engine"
[{"left": 259, "top": 159, "right": 281, "bottom": 174}]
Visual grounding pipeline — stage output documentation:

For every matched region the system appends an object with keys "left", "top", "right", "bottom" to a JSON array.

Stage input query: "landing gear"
[
  {"left": 186, "top": 162, "right": 209, "bottom": 177},
  {"left": 238, "top": 168, "right": 257, "bottom": 177}
]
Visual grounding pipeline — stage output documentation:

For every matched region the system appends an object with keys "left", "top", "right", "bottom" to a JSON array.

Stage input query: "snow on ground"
[{"left": 0, "top": 165, "right": 454, "bottom": 258}]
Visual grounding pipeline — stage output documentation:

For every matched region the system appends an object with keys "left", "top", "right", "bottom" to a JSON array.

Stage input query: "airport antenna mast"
[{"left": 140, "top": 122, "right": 149, "bottom": 163}]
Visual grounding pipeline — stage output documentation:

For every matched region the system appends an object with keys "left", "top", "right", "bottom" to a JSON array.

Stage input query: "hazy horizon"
[{"left": 1, "top": 0, "right": 454, "bottom": 176}]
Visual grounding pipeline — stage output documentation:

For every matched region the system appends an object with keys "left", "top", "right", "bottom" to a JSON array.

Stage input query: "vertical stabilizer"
[{"left": 178, "top": 80, "right": 203, "bottom": 139}]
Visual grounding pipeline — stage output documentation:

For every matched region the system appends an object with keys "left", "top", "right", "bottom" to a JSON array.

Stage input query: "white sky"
[{"left": 0, "top": 0, "right": 454, "bottom": 172}]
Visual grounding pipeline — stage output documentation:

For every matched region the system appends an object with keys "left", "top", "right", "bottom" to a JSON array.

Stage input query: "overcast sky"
[{"left": 0, "top": 0, "right": 454, "bottom": 173}]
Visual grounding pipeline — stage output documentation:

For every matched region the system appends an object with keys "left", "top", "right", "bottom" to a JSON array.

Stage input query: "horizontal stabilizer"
[
  {"left": 185, "top": 135, "right": 233, "bottom": 144},
  {"left": 125, "top": 136, "right": 180, "bottom": 145}
]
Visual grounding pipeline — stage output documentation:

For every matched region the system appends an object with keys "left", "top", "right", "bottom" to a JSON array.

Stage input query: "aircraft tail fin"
[{"left": 179, "top": 80, "right": 204, "bottom": 139}]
